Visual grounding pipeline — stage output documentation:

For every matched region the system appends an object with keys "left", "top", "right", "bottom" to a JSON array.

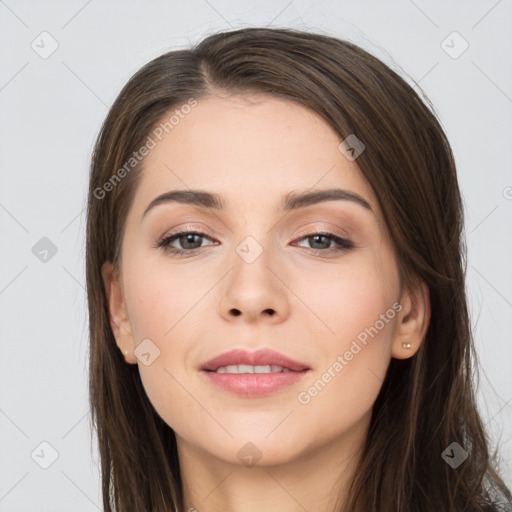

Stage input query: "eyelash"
[{"left": 156, "top": 228, "right": 354, "bottom": 258}]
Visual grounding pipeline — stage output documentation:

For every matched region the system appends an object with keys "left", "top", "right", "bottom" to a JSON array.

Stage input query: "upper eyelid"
[
  {"left": 162, "top": 227, "right": 217, "bottom": 242},
  {"left": 294, "top": 224, "right": 350, "bottom": 237}
]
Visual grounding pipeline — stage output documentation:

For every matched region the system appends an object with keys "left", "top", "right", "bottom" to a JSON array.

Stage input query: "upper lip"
[{"left": 200, "top": 348, "right": 310, "bottom": 372}]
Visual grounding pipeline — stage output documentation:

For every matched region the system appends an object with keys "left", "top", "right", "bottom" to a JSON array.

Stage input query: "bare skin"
[{"left": 102, "top": 93, "right": 430, "bottom": 512}]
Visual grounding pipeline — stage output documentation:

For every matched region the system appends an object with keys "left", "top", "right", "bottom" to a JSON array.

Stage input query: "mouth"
[
  {"left": 200, "top": 348, "right": 310, "bottom": 372},
  {"left": 199, "top": 348, "right": 311, "bottom": 397}
]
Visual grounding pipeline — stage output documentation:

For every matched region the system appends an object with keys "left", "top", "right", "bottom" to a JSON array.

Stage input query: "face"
[{"left": 103, "top": 93, "right": 427, "bottom": 468}]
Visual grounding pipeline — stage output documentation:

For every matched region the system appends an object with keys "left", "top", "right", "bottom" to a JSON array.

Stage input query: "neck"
[{"left": 177, "top": 410, "right": 370, "bottom": 512}]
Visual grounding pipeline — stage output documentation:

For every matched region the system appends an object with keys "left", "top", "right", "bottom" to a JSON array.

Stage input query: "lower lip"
[{"left": 201, "top": 370, "right": 310, "bottom": 397}]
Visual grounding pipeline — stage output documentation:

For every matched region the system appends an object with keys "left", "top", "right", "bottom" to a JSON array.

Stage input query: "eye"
[
  {"left": 157, "top": 230, "right": 217, "bottom": 256},
  {"left": 293, "top": 232, "right": 354, "bottom": 254}
]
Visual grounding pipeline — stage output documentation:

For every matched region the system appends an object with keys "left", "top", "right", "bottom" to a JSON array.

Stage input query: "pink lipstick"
[{"left": 200, "top": 348, "right": 311, "bottom": 398}]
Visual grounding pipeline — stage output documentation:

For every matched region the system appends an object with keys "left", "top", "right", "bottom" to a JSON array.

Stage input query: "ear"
[
  {"left": 391, "top": 280, "right": 431, "bottom": 359},
  {"left": 101, "top": 261, "right": 137, "bottom": 364}
]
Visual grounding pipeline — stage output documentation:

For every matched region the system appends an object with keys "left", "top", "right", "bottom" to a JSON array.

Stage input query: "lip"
[
  {"left": 199, "top": 348, "right": 311, "bottom": 398},
  {"left": 200, "top": 348, "right": 310, "bottom": 372},
  {"left": 202, "top": 370, "right": 311, "bottom": 397}
]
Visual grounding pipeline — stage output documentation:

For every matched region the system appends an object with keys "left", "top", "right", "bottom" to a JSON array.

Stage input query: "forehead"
[{"left": 130, "top": 94, "right": 379, "bottom": 217}]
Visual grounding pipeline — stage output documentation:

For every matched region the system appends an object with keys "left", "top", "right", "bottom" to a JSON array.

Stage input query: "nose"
[{"left": 218, "top": 249, "right": 290, "bottom": 325}]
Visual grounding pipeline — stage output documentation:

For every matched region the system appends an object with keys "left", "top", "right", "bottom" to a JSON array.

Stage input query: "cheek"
[
  {"left": 124, "top": 257, "right": 199, "bottom": 341},
  {"left": 121, "top": 258, "right": 211, "bottom": 422},
  {"left": 293, "top": 251, "right": 396, "bottom": 348},
  {"left": 291, "top": 255, "right": 397, "bottom": 424}
]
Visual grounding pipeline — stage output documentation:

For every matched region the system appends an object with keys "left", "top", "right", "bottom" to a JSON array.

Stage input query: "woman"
[{"left": 86, "top": 27, "right": 512, "bottom": 511}]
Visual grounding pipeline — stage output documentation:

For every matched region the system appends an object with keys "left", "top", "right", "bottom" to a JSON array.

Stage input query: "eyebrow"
[{"left": 142, "top": 188, "right": 372, "bottom": 219}]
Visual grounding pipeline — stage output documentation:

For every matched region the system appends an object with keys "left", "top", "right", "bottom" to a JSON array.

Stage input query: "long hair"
[{"left": 86, "top": 27, "right": 512, "bottom": 511}]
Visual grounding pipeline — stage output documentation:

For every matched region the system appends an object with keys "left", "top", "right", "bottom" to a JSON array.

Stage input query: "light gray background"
[{"left": 1, "top": 1, "right": 511, "bottom": 510}]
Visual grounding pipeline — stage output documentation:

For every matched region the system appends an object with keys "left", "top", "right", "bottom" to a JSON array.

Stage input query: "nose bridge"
[
  {"left": 230, "top": 231, "right": 278, "bottom": 292},
  {"left": 223, "top": 201, "right": 275, "bottom": 258},
  {"left": 232, "top": 198, "right": 295, "bottom": 278}
]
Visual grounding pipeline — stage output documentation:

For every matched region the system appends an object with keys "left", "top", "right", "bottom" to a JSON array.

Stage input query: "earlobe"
[
  {"left": 101, "top": 261, "right": 138, "bottom": 364},
  {"left": 391, "top": 281, "right": 431, "bottom": 360}
]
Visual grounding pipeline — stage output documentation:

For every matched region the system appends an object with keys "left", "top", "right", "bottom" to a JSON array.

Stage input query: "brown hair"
[{"left": 86, "top": 27, "right": 512, "bottom": 511}]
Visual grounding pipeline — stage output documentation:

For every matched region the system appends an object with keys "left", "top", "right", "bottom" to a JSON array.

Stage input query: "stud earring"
[{"left": 401, "top": 342, "right": 412, "bottom": 350}]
